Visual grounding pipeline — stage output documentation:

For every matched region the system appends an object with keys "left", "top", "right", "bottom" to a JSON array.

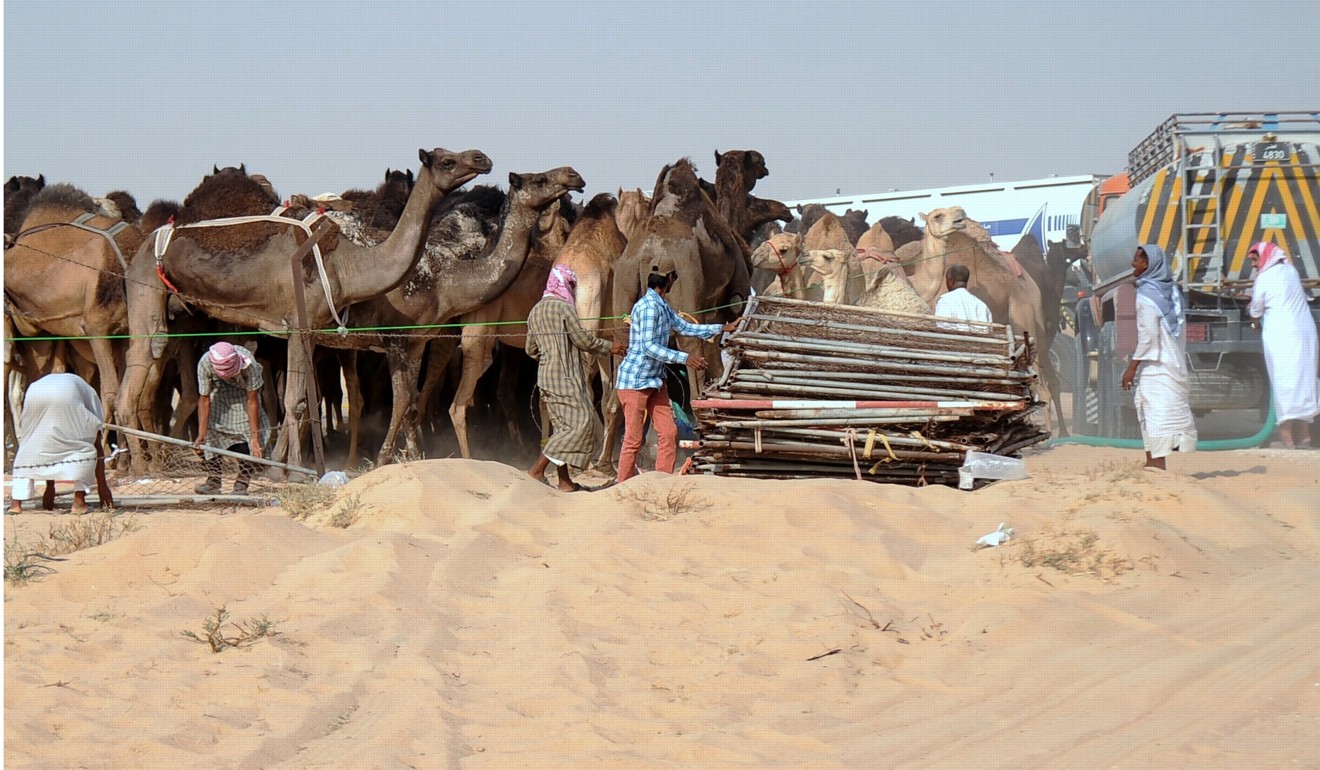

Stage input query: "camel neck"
[
  {"left": 432, "top": 195, "right": 541, "bottom": 321},
  {"left": 337, "top": 178, "right": 442, "bottom": 304}
]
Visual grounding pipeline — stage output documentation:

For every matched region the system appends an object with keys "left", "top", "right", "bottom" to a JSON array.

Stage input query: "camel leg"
[
  {"left": 86, "top": 337, "right": 121, "bottom": 430},
  {"left": 418, "top": 337, "right": 458, "bottom": 440},
  {"left": 340, "top": 350, "right": 364, "bottom": 469},
  {"left": 449, "top": 327, "right": 497, "bottom": 460},
  {"left": 378, "top": 342, "right": 425, "bottom": 466},
  {"left": 593, "top": 356, "right": 623, "bottom": 474},
  {"left": 496, "top": 347, "right": 528, "bottom": 452},
  {"left": 274, "top": 333, "right": 309, "bottom": 474},
  {"left": 170, "top": 343, "right": 200, "bottom": 440}
]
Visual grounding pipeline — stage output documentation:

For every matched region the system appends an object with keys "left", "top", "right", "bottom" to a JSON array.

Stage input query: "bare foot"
[{"left": 7, "top": 504, "right": 21, "bottom": 515}]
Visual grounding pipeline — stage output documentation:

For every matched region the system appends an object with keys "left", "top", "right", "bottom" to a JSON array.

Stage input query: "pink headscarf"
[
  {"left": 1250, "top": 241, "right": 1289, "bottom": 272},
  {"left": 543, "top": 264, "right": 577, "bottom": 305},
  {"left": 208, "top": 341, "right": 249, "bottom": 379}
]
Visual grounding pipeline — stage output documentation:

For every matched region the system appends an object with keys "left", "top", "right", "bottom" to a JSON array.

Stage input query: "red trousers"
[{"left": 616, "top": 385, "right": 677, "bottom": 482}]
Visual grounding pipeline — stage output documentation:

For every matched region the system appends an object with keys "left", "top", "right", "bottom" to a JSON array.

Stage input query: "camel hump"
[{"left": 996, "top": 249, "right": 1024, "bottom": 279}]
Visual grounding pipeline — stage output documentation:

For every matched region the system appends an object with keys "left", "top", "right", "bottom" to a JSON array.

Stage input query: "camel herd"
[{"left": 3, "top": 147, "right": 1073, "bottom": 475}]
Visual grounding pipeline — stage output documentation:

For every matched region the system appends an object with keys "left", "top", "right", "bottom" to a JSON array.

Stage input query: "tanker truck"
[{"left": 1072, "top": 111, "right": 1320, "bottom": 439}]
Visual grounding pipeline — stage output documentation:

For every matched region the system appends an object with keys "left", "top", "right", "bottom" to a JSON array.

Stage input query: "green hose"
[{"left": 1046, "top": 393, "right": 1276, "bottom": 450}]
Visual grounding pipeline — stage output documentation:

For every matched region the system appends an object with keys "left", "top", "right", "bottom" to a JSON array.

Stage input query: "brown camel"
[
  {"left": 907, "top": 206, "right": 1059, "bottom": 433},
  {"left": 438, "top": 193, "right": 582, "bottom": 460},
  {"left": 326, "top": 167, "right": 586, "bottom": 465},
  {"left": 119, "top": 148, "right": 494, "bottom": 471},
  {"left": 5, "top": 183, "right": 148, "bottom": 424},
  {"left": 611, "top": 158, "right": 750, "bottom": 404}
]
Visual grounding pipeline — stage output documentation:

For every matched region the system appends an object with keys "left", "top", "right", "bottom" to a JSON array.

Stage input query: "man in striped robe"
[{"left": 525, "top": 265, "right": 626, "bottom": 491}]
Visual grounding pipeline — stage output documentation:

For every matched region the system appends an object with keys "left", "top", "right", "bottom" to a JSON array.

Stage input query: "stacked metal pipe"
[{"left": 684, "top": 295, "right": 1049, "bottom": 486}]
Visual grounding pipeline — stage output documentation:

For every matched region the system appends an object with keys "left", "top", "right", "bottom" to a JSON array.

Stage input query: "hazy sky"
[{"left": 5, "top": 0, "right": 1317, "bottom": 205}]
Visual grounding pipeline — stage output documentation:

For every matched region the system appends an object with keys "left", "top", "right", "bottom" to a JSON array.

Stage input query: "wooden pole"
[{"left": 288, "top": 220, "right": 334, "bottom": 478}]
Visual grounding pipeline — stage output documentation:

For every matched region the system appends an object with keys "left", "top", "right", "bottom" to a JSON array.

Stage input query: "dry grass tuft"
[
  {"left": 276, "top": 483, "right": 337, "bottom": 521},
  {"left": 1008, "top": 526, "right": 1133, "bottom": 581},
  {"left": 612, "top": 481, "right": 711, "bottom": 521},
  {"left": 4, "top": 512, "right": 139, "bottom": 586},
  {"left": 329, "top": 494, "right": 362, "bottom": 528}
]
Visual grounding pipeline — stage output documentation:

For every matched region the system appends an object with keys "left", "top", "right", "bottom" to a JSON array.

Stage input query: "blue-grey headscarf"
[{"left": 1135, "top": 243, "right": 1183, "bottom": 337}]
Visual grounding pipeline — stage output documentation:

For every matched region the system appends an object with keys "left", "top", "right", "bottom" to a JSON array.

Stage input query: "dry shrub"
[
  {"left": 181, "top": 605, "right": 281, "bottom": 653},
  {"left": 612, "top": 481, "right": 711, "bottom": 521}
]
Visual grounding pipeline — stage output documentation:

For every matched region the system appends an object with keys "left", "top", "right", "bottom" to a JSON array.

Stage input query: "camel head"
[
  {"left": 417, "top": 147, "right": 494, "bottom": 195},
  {"left": 5, "top": 174, "right": 44, "bottom": 197},
  {"left": 103, "top": 191, "right": 142, "bottom": 224},
  {"left": 507, "top": 167, "right": 586, "bottom": 210},
  {"left": 715, "top": 150, "right": 769, "bottom": 183},
  {"left": 750, "top": 232, "right": 803, "bottom": 275},
  {"left": 616, "top": 188, "right": 650, "bottom": 241},
  {"left": 798, "top": 248, "right": 856, "bottom": 303},
  {"left": 920, "top": 206, "right": 969, "bottom": 240},
  {"left": 384, "top": 167, "right": 415, "bottom": 190}
]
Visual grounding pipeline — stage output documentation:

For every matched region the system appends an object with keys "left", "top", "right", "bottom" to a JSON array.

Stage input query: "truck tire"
[{"left": 1097, "top": 322, "right": 1142, "bottom": 440}]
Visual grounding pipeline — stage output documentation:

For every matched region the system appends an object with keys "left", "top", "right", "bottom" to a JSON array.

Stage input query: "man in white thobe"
[
  {"left": 1247, "top": 241, "right": 1320, "bottom": 448},
  {"left": 934, "top": 265, "right": 993, "bottom": 331}
]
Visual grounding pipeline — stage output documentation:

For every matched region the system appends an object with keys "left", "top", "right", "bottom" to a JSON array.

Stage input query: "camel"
[
  {"left": 838, "top": 209, "right": 870, "bottom": 245},
  {"left": 798, "top": 248, "right": 932, "bottom": 314},
  {"left": 907, "top": 206, "right": 1060, "bottom": 433},
  {"left": 5, "top": 174, "right": 45, "bottom": 241},
  {"left": 749, "top": 232, "right": 806, "bottom": 298},
  {"left": 438, "top": 192, "right": 583, "bottom": 460},
  {"left": 540, "top": 193, "right": 634, "bottom": 472},
  {"left": 616, "top": 188, "right": 650, "bottom": 242},
  {"left": 803, "top": 211, "right": 853, "bottom": 252},
  {"left": 325, "top": 166, "right": 586, "bottom": 465},
  {"left": 119, "top": 148, "right": 494, "bottom": 471},
  {"left": 5, "top": 183, "right": 149, "bottom": 425},
  {"left": 709, "top": 150, "right": 791, "bottom": 247},
  {"left": 611, "top": 158, "right": 751, "bottom": 409}
]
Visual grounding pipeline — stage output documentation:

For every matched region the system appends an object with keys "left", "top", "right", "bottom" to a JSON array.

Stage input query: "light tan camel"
[
  {"left": 615, "top": 188, "right": 649, "bottom": 242},
  {"left": 550, "top": 193, "right": 632, "bottom": 472},
  {"left": 748, "top": 232, "right": 806, "bottom": 298},
  {"left": 907, "top": 206, "right": 1058, "bottom": 432},
  {"left": 330, "top": 167, "right": 586, "bottom": 465},
  {"left": 798, "top": 249, "right": 932, "bottom": 314},
  {"left": 119, "top": 149, "right": 494, "bottom": 471},
  {"left": 5, "top": 184, "right": 148, "bottom": 423}
]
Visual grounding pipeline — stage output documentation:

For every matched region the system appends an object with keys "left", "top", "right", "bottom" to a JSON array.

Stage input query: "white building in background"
[{"left": 784, "top": 174, "right": 1104, "bottom": 250}]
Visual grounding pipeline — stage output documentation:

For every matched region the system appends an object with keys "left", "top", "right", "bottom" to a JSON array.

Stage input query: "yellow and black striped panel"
[{"left": 1135, "top": 143, "right": 1320, "bottom": 283}]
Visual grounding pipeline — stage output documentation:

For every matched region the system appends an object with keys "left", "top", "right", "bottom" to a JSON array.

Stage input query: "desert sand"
[{"left": 5, "top": 444, "right": 1319, "bottom": 769}]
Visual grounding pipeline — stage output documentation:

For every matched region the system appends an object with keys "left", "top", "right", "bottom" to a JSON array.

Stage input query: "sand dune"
[{"left": 5, "top": 445, "right": 1319, "bottom": 769}]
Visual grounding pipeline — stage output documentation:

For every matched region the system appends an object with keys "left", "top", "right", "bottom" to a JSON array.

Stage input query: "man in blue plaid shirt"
[{"left": 615, "top": 253, "right": 738, "bottom": 482}]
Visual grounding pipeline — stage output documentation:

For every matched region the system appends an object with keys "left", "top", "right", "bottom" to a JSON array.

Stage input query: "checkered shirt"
[{"left": 615, "top": 289, "right": 723, "bottom": 391}]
